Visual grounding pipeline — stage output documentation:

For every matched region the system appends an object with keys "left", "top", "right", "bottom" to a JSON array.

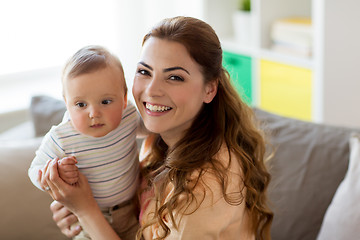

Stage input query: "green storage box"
[{"left": 222, "top": 51, "right": 252, "bottom": 105}]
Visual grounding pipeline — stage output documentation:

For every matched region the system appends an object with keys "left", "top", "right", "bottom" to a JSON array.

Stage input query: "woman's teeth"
[{"left": 146, "top": 103, "right": 171, "bottom": 112}]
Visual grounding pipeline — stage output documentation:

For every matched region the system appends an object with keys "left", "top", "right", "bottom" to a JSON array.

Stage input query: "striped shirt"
[{"left": 29, "top": 102, "right": 140, "bottom": 208}]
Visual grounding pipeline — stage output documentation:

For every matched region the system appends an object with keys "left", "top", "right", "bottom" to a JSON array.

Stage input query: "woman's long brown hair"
[{"left": 138, "top": 16, "right": 273, "bottom": 240}]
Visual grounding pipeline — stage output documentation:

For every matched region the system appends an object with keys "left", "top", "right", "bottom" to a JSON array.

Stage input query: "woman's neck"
[{"left": 160, "top": 134, "right": 179, "bottom": 149}]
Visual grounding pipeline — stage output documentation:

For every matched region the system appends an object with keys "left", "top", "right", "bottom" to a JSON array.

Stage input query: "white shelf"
[
  {"left": 221, "top": 38, "right": 257, "bottom": 57},
  {"left": 258, "top": 49, "right": 313, "bottom": 70},
  {"left": 205, "top": 0, "right": 360, "bottom": 127},
  {"left": 222, "top": 38, "right": 313, "bottom": 69}
]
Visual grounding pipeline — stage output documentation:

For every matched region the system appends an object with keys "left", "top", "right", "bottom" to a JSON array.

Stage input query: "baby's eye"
[
  {"left": 169, "top": 75, "right": 184, "bottom": 81},
  {"left": 102, "top": 99, "right": 112, "bottom": 105},
  {"left": 76, "top": 102, "right": 87, "bottom": 108}
]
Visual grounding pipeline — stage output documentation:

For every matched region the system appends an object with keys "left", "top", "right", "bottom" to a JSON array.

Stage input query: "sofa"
[{"left": 1, "top": 95, "right": 359, "bottom": 240}]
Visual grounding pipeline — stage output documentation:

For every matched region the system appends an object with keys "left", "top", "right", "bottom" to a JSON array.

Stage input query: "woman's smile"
[{"left": 145, "top": 102, "right": 172, "bottom": 113}]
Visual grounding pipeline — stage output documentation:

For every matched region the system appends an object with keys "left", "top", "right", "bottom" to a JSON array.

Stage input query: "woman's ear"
[{"left": 203, "top": 80, "right": 218, "bottom": 104}]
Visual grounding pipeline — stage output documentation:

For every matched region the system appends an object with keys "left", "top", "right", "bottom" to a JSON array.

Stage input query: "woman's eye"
[
  {"left": 137, "top": 69, "right": 150, "bottom": 76},
  {"left": 169, "top": 75, "right": 184, "bottom": 81},
  {"left": 102, "top": 99, "right": 112, "bottom": 105},
  {"left": 76, "top": 102, "right": 86, "bottom": 108}
]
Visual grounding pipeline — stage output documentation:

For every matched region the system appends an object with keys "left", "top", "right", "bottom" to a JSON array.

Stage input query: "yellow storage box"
[{"left": 260, "top": 59, "right": 312, "bottom": 120}]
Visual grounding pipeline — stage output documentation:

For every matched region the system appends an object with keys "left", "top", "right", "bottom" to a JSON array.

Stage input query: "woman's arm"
[
  {"left": 76, "top": 204, "right": 122, "bottom": 240},
  {"left": 44, "top": 159, "right": 122, "bottom": 240}
]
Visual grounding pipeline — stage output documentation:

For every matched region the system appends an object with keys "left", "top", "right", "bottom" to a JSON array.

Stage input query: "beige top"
[{"left": 140, "top": 143, "right": 255, "bottom": 240}]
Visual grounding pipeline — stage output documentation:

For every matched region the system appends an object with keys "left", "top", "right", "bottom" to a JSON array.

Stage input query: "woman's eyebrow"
[
  {"left": 138, "top": 61, "right": 153, "bottom": 70},
  {"left": 164, "top": 67, "right": 190, "bottom": 75},
  {"left": 138, "top": 61, "right": 190, "bottom": 75}
]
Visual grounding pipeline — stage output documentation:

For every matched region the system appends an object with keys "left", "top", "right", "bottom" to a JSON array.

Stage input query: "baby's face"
[{"left": 63, "top": 65, "right": 127, "bottom": 137}]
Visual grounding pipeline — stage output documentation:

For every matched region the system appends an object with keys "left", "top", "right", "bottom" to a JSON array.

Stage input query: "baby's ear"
[{"left": 203, "top": 80, "right": 218, "bottom": 104}]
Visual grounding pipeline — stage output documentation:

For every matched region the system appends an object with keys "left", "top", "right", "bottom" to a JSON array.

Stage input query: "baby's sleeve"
[{"left": 28, "top": 127, "right": 65, "bottom": 190}]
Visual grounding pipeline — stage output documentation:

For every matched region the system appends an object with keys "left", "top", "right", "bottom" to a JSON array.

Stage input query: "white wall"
[
  {"left": 322, "top": 0, "right": 360, "bottom": 128},
  {"left": 0, "top": 0, "right": 126, "bottom": 112}
]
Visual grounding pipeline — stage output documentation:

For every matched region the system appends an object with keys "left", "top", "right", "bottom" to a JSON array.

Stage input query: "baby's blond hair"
[{"left": 62, "top": 45, "right": 127, "bottom": 96}]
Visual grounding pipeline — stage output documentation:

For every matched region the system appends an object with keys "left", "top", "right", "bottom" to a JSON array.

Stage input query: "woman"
[{"left": 45, "top": 16, "right": 273, "bottom": 239}]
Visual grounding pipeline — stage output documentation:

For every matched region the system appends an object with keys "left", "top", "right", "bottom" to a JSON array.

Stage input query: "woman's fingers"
[
  {"left": 44, "top": 157, "right": 80, "bottom": 196},
  {"left": 50, "top": 200, "right": 64, "bottom": 213},
  {"left": 39, "top": 158, "right": 56, "bottom": 191},
  {"left": 50, "top": 201, "right": 81, "bottom": 238},
  {"left": 45, "top": 159, "right": 67, "bottom": 200},
  {"left": 51, "top": 201, "right": 74, "bottom": 223},
  {"left": 37, "top": 170, "right": 43, "bottom": 188},
  {"left": 62, "top": 222, "right": 82, "bottom": 238}
]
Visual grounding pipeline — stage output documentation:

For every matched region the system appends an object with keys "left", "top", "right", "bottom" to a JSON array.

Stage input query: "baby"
[{"left": 28, "top": 45, "right": 143, "bottom": 240}]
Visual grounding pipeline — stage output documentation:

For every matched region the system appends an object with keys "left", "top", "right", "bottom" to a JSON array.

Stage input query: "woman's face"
[{"left": 132, "top": 37, "right": 216, "bottom": 147}]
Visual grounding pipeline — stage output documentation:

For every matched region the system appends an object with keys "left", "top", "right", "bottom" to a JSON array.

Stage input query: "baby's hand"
[{"left": 58, "top": 156, "right": 79, "bottom": 185}]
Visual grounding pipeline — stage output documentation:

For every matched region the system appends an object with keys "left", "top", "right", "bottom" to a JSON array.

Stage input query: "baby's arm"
[{"left": 58, "top": 156, "right": 79, "bottom": 185}]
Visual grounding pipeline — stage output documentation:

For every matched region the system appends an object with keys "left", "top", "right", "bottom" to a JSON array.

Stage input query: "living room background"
[{"left": 1, "top": 0, "right": 359, "bottom": 128}]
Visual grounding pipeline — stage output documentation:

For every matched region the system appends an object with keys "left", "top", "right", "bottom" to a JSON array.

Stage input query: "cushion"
[
  {"left": 253, "top": 108, "right": 360, "bottom": 240},
  {"left": 0, "top": 138, "right": 68, "bottom": 239},
  {"left": 30, "top": 95, "right": 66, "bottom": 137},
  {"left": 317, "top": 135, "right": 360, "bottom": 240}
]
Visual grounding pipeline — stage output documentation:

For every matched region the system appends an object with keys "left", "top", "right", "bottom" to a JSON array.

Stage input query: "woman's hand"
[
  {"left": 44, "top": 159, "right": 122, "bottom": 240},
  {"left": 42, "top": 158, "right": 98, "bottom": 217},
  {"left": 50, "top": 200, "right": 82, "bottom": 238}
]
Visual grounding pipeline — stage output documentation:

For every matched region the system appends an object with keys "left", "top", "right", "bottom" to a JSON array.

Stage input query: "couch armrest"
[
  {"left": 0, "top": 137, "right": 68, "bottom": 239},
  {"left": 0, "top": 108, "right": 29, "bottom": 134}
]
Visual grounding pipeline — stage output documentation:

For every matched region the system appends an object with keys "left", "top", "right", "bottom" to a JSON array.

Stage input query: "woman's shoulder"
[
  {"left": 209, "top": 143, "right": 243, "bottom": 179},
  {"left": 188, "top": 143, "right": 244, "bottom": 202},
  {"left": 173, "top": 144, "right": 251, "bottom": 239}
]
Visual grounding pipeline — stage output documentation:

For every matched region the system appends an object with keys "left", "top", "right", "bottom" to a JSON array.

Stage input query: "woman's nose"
[{"left": 145, "top": 75, "right": 164, "bottom": 97}]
